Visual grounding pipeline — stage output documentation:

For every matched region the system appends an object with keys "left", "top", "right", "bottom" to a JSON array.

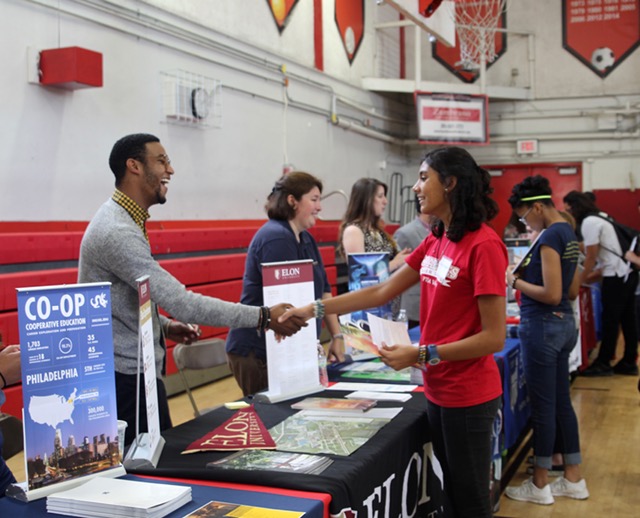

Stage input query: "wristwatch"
[{"left": 427, "top": 344, "right": 441, "bottom": 366}]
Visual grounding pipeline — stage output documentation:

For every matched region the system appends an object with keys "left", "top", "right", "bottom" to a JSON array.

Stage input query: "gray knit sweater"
[{"left": 78, "top": 198, "right": 260, "bottom": 375}]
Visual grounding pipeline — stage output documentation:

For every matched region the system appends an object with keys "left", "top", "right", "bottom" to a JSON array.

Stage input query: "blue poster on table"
[
  {"left": 346, "top": 252, "right": 393, "bottom": 326},
  {"left": 16, "top": 283, "right": 123, "bottom": 496}
]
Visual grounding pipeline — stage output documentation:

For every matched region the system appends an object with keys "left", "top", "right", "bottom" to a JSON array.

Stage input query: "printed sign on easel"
[
  {"left": 257, "top": 260, "right": 322, "bottom": 403},
  {"left": 9, "top": 283, "right": 125, "bottom": 502}
]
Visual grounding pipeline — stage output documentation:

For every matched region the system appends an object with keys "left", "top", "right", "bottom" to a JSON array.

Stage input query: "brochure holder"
[{"left": 123, "top": 276, "right": 165, "bottom": 469}]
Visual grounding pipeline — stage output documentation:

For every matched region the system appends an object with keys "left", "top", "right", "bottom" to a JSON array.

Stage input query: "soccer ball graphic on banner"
[{"left": 591, "top": 47, "right": 615, "bottom": 73}]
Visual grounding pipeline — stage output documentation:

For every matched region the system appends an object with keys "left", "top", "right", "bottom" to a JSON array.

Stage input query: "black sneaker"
[
  {"left": 613, "top": 361, "right": 639, "bottom": 376},
  {"left": 581, "top": 361, "right": 613, "bottom": 377}
]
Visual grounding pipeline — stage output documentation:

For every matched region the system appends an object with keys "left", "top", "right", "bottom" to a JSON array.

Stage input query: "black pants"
[
  {"left": 115, "top": 372, "right": 173, "bottom": 446},
  {"left": 0, "top": 429, "right": 16, "bottom": 497},
  {"left": 597, "top": 273, "right": 638, "bottom": 365},
  {"left": 426, "top": 396, "right": 501, "bottom": 518}
]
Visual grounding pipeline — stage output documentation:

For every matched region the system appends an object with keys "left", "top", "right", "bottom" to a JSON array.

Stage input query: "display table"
[
  {"left": 126, "top": 392, "right": 444, "bottom": 517},
  {"left": 0, "top": 474, "right": 328, "bottom": 517},
  {"left": 494, "top": 338, "right": 531, "bottom": 451}
]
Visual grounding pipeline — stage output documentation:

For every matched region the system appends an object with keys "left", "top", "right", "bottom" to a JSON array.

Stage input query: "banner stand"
[
  {"left": 122, "top": 276, "right": 164, "bottom": 469},
  {"left": 123, "top": 434, "right": 165, "bottom": 470}
]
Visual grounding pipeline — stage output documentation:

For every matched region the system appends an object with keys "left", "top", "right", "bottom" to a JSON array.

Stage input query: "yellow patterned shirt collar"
[{"left": 112, "top": 189, "right": 150, "bottom": 241}]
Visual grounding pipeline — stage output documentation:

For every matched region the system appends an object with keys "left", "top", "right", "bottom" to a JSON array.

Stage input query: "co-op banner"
[
  {"left": 563, "top": 0, "right": 640, "bottom": 77},
  {"left": 16, "top": 282, "right": 120, "bottom": 493}
]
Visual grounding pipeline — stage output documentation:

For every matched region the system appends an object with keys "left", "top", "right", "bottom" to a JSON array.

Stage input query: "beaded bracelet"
[
  {"left": 256, "top": 306, "right": 271, "bottom": 336},
  {"left": 263, "top": 306, "right": 271, "bottom": 330},
  {"left": 332, "top": 333, "right": 344, "bottom": 340},
  {"left": 511, "top": 276, "right": 519, "bottom": 289},
  {"left": 417, "top": 344, "right": 428, "bottom": 365},
  {"left": 313, "top": 299, "right": 325, "bottom": 319}
]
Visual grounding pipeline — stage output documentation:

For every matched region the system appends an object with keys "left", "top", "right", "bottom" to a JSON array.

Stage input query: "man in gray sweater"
[{"left": 78, "top": 133, "right": 303, "bottom": 444}]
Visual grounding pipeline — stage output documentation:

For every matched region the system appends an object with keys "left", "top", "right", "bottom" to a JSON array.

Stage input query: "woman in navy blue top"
[
  {"left": 225, "top": 172, "right": 344, "bottom": 396},
  {"left": 505, "top": 176, "right": 589, "bottom": 505}
]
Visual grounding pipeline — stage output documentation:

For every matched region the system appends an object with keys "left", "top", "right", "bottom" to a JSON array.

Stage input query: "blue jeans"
[
  {"left": 426, "top": 396, "right": 500, "bottom": 518},
  {"left": 519, "top": 312, "right": 582, "bottom": 469}
]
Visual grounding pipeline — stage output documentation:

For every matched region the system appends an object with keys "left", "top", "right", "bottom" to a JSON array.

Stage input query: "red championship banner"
[
  {"left": 182, "top": 406, "right": 276, "bottom": 454},
  {"left": 335, "top": 0, "right": 365, "bottom": 64},
  {"left": 562, "top": 0, "right": 640, "bottom": 77},
  {"left": 266, "top": 0, "right": 300, "bottom": 34}
]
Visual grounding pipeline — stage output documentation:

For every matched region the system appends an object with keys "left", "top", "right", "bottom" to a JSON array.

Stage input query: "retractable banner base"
[
  {"left": 252, "top": 384, "right": 325, "bottom": 404},
  {"left": 123, "top": 434, "right": 165, "bottom": 470}
]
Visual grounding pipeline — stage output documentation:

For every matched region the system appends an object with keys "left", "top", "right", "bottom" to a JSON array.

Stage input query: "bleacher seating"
[{"left": 0, "top": 220, "right": 343, "bottom": 420}]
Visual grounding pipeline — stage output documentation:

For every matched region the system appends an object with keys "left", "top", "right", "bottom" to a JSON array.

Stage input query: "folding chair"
[{"left": 172, "top": 338, "right": 227, "bottom": 417}]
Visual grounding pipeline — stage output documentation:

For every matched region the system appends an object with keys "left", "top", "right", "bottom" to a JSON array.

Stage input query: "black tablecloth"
[{"left": 128, "top": 390, "right": 444, "bottom": 517}]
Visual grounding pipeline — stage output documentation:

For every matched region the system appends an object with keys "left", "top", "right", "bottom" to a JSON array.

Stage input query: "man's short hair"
[{"left": 109, "top": 133, "right": 160, "bottom": 186}]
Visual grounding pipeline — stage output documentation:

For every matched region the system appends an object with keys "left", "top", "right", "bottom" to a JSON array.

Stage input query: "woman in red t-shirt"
[{"left": 280, "top": 147, "right": 508, "bottom": 518}]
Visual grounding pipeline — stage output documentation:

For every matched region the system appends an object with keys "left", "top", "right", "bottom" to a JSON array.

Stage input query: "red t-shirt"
[{"left": 406, "top": 223, "right": 507, "bottom": 407}]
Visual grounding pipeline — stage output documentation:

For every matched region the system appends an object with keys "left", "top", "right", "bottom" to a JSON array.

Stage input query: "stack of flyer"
[
  {"left": 208, "top": 449, "right": 333, "bottom": 475},
  {"left": 46, "top": 477, "right": 192, "bottom": 518}
]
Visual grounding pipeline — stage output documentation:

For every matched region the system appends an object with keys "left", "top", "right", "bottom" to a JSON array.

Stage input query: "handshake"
[{"left": 266, "top": 303, "right": 312, "bottom": 338}]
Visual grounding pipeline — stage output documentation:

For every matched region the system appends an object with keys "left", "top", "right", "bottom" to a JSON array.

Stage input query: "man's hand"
[
  {"left": 268, "top": 303, "right": 308, "bottom": 337},
  {"left": 166, "top": 321, "right": 201, "bottom": 344},
  {"left": 0, "top": 344, "right": 21, "bottom": 387}
]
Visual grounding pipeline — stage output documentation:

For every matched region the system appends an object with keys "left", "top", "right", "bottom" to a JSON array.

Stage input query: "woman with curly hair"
[
  {"left": 504, "top": 176, "right": 588, "bottom": 505},
  {"left": 280, "top": 147, "right": 507, "bottom": 517}
]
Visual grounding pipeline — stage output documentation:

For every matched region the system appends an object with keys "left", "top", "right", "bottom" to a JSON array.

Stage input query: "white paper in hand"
[{"left": 366, "top": 313, "right": 413, "bottom": 348}]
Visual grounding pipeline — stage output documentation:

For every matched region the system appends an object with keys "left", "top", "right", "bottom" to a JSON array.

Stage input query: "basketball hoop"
[{"left": 450, "top": 0, "right": 507, "bottom": 70}]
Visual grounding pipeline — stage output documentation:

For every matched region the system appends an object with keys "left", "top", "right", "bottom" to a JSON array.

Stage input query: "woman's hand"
[
  {"left": 327, "top": 336, "right": 346, "bottom": 363},
  {"left": 278, "top": 303, "right": 315, "bottom": 324},
  {"left": 379, "top": 343, "right": 419, "bottom": 371},
  {"left": 268, "top": 303, "right": 308, "bottom": 337}
]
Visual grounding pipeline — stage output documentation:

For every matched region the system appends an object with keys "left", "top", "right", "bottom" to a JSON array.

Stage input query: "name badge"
[{"left": 436, "top": 256, "right": 453, "bottom": 284}]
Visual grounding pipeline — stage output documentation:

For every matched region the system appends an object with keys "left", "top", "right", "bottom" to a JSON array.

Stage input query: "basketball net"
[{"left": 450, "top": 0, "right": 507, "bottom": 70}]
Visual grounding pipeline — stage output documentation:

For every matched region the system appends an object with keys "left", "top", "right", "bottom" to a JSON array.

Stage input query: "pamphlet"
[
  {"left": 329, "top": 382, "right": 418, "bottom": 393},
  {"left": 340, "top": 312, "right": 412, "bottom": 355},
  {"left": 46, "top": 477, "right": 192, "bottom": 518},
  {"left": 207, "top": 449, "right": 333, "bottom": 475},
  {"left": 182, "top": 500, "right": 303, "bottom": 518},
  {"left": 345, "top": 391, "right": 412, "bottom": 403},
  {"left": 512, "top": 230, "right": 545, "bottom": 274},
  {"left": 269, "top": 411, "right": 394, "bottom": 456},
  {"left": 291, "top": 397, "right": 377, "bottom": 412}
]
